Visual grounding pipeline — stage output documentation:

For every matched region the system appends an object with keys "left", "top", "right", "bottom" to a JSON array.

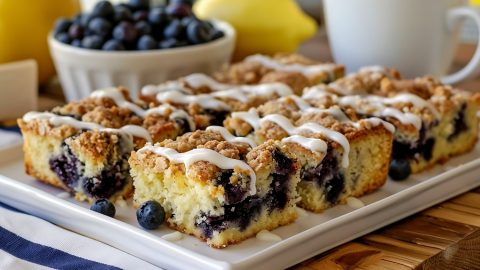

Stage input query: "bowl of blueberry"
[{"left": 48, "top": 0, "right": 235, "bottom": 101}]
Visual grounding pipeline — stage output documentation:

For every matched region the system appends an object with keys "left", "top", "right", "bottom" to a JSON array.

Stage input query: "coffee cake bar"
[
  {"left": 224, "top": 98, "right": 394, "bottom": 212},
  {"left": 129, "top": 129, "right": 301, "bottom": 247},
  {"left": 302, "top": 67, "right": 480, "bottom": 173},
  {"left": 214, "top": 54, "right": 345, "bottom": 93},
  {"left": 18, "top": 88, "right": 195, "bottom": 202}
]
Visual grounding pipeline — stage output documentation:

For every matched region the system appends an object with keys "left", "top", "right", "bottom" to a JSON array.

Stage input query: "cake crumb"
[
  {"left": 56, "top": 192, "right": 71, "bottom": 199},
  {"left": 116, "top": 199, "right": 127, "bottom": 208},
  {"left": 256, "top": 230, "right": 282, "bottom": 242},
  {"left": 162, "top": 231, "right": 184, "bottom": 242},
  {"left": 347, "top": 197, "right": 365, "bottom": 209},
  {"left": 296, "top": 207, "right": 309, "bottom": 218}
]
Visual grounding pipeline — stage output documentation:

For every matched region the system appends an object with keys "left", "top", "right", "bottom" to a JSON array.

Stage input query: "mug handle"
[{"left": 442, "top": 7, "right": 480, "bottom": 85}]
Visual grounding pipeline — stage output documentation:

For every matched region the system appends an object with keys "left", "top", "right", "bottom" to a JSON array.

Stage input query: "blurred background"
[{"left": 0, "top": 0, "right": 478, "bottom": 123}]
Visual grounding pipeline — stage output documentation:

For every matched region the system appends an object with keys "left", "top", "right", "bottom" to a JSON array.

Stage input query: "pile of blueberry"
[
  {"left": 53, "top": 0, "right": 224, "bottom": 51},
  {"left": 91, "top": 198, "right": 166, "bottom": 230}
]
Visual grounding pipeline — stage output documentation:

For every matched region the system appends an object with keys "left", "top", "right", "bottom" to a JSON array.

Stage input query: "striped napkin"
[{"left": 0, "top": 130, "right": 160, "bottom": 270}]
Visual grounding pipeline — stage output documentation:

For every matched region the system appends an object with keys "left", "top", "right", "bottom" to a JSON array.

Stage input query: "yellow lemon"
[
  {"left": 194, "top": 0, "right": 317, "bottom": 61},
  {"left": 0, "top": 0, "right": 80, "bottom": 84}
]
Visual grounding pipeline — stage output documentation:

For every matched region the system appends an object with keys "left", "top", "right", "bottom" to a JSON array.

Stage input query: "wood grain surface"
[{"left": 292, "top": 189, "right": 480, "bottom": 270}]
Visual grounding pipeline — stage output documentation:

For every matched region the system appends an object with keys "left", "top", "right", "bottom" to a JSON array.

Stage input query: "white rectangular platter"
[{"left": 0, "top": 142, "right": 479, "bottom": 270}]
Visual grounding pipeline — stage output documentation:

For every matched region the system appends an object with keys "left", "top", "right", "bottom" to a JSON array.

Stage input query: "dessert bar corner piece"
[
  {"left": 17, "top": 87, "right": 195, "bottom": 203},
  {"left": 303, "top": 68, "right": 480, "bottom": 173},
  {"left": 129, "top": 130, "right": 300, "bottom": 248}
]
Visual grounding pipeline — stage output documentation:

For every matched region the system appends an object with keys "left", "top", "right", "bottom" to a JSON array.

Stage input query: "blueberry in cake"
[
  {"left": 18, "top": 88, "right": 195, "bottom": 202},
  {"left": 302, "top": 67, "right": 480, "bottom": 174},
  {"left": 223, "top": 98, "right": 394, "bottom": 212},
  {"left": 129, "top": 129, "right": 301, "bottom": 248},
  {"left": 214, "top": 54, "right": 345, "bottom": 93}
]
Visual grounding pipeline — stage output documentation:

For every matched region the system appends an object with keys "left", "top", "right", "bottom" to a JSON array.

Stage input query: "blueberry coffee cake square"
[
  {"left": 224, "top": 98, "right": 394, "bottom": 212},
  {"left": 302, "top": 67, "right": 480, "bottom": 175},
  {"left": 129, "top": 129, "right": 300, "bottom": 247},
  {"left": 18, "top": 88, "right": 195, "bottom": 202}
]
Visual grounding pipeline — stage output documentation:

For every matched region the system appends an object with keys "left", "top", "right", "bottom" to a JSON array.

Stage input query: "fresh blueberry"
[
  {"left": 54, "top": 18, "right": 72, "bottom": 35},
  {"left": 170, "top": 0, "right": 195, "bottom": 6},
  {"left": 159, "top": 38, "right": 179, "bottom": 49},
  {"left": 73, "top": 14, "right": 83, "bottom": 25},
  {"left": 81, "top": 35, "right": 104, "bottom": 49},
  {"left": 133, "top": 10, "right": 149, "bottom": 21},
  {"left": 90, "top": 198, "right": 116, "bottom": 217},
  {"left": 68, "top": 24, "right": 84, "bottom": 39},
  {"left": 88, "top": 17, "right": 112, "bottom": 37},
  {"left": 165, "top": 3, "right": 192, "bottom": 18},
  {"left": 55, "top": 33, "right": 71, "bottom": 44},
  {"left": 135, "top": 21, "right": 152, "bottom": 36},
  {"left": 163, "top": 19, "right": 183, "bottom": 39},
  {"left": 148, "top": 7, "right": 170, "bottom": 25},
  {"left": 128, "top": 0, "right": 150, "bottom": 11},
  {"left": 113, "top": 21, "right": 138, "bottom": 43},
  {"left": 389, "top": 158, "right": 411, "bottom": 181},
  {"left": 91, "top": 1, "right": 114, "bottom": 19},
  {"left": 102, "top": 39, "right": 126, "bottom": 51},
  {"left": 71, "top": 39, "right": 82, "bottom": 48},
  {"left": 80, "top": 14, "right": 94, "bottom": 28},
  {"left": 136, "top": 200, "right": 165, "bottom": 230},
  {"left": 181, "top": 16, "right": 196, "bottom": 27},
  {"left": 186, "top": 20, "right": 213, "bottom": 44},
  {"left": 114, "top": 5, "right": 133, "bottom": 22},
  {"left": 137, "top": 35, "right": 157, "bottom": 50},
  {"left": 211, "top": 29, "right": 224, "bottom": 40}
]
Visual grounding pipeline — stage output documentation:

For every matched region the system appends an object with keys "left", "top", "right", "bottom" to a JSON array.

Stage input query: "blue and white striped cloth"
[{"left": 0, "top": 130, "right": 160, "bottom": 270}]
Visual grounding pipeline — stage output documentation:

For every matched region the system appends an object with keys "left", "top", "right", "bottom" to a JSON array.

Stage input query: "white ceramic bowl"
[{"left": 48, "top": 20, "right": 235, "bottom": 101}]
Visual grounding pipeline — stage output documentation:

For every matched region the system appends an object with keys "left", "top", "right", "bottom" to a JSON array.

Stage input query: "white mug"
[{"left": 324, "top": 0, "right": 480, "bottom": 84}]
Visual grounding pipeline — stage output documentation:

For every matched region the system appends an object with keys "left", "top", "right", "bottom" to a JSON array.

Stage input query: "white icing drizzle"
[
  {"left": 382, "top": 93, "right": 441, "bottom": 118},
  {"left": 22, "top": 112, "right": 152, "bottom": 142},
  {"left": 139, "top": 145, "right": 256, "bottom": 196},
  {"left": 245, "top": 54, "right": 337, "bottom": 79},
  {"left": 91, "top": 88, "right": 146, "bottom": 116},
  {"left": 280, "top": 95, "right": 395, "bottom": 133},
  {"left": 302, "top": 87, "right": 338, "bottom": 101},
  {"left": 230, "top": 110, "right": 350, "bottom": 167},
  {"left": 304, "top": 107, "right": 351, "bottom": 122},
  {"left": 359, "top": 65, "right": 388, "bottom": 74},
  {"left": 328, "top": 81, "right": 371, "bottom": 96},
  {"left": 230, "top": 109, "right": 261, "bottom": 130},
  {"left": 256, "top": 230, "right": 282, "bottom": 242},
  {"left": 206, "top": 126, "right": 257, "bottom": 148},
  {"left": 280, "top": 95, "right": 311, "bottom": 111},
  {"left": 141, "top": 73, "right": 233, "bottom": 95},
  {"left": 338, "top": 95, "right": 423, "bottom": 130},
  {"left": 282, "top": 135, "right": 327, "bottom": 154},
  {"left": 156, "top": 91, "right": 231, "bottom": 111},
  {"left": 265, "top": 116, "right": 350, "bottom": 168},
  {"left": 303, "top": 87, "right": 434, "bottom": 130},
  {"left": 358, "top": 65, "right": 398, "bottom": 80},
  {"left": 90, "top": 88, "right": 196, "bottom": 131},
  {"left": 211, "top": 83, "right": 293, "bottom": 103}
]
